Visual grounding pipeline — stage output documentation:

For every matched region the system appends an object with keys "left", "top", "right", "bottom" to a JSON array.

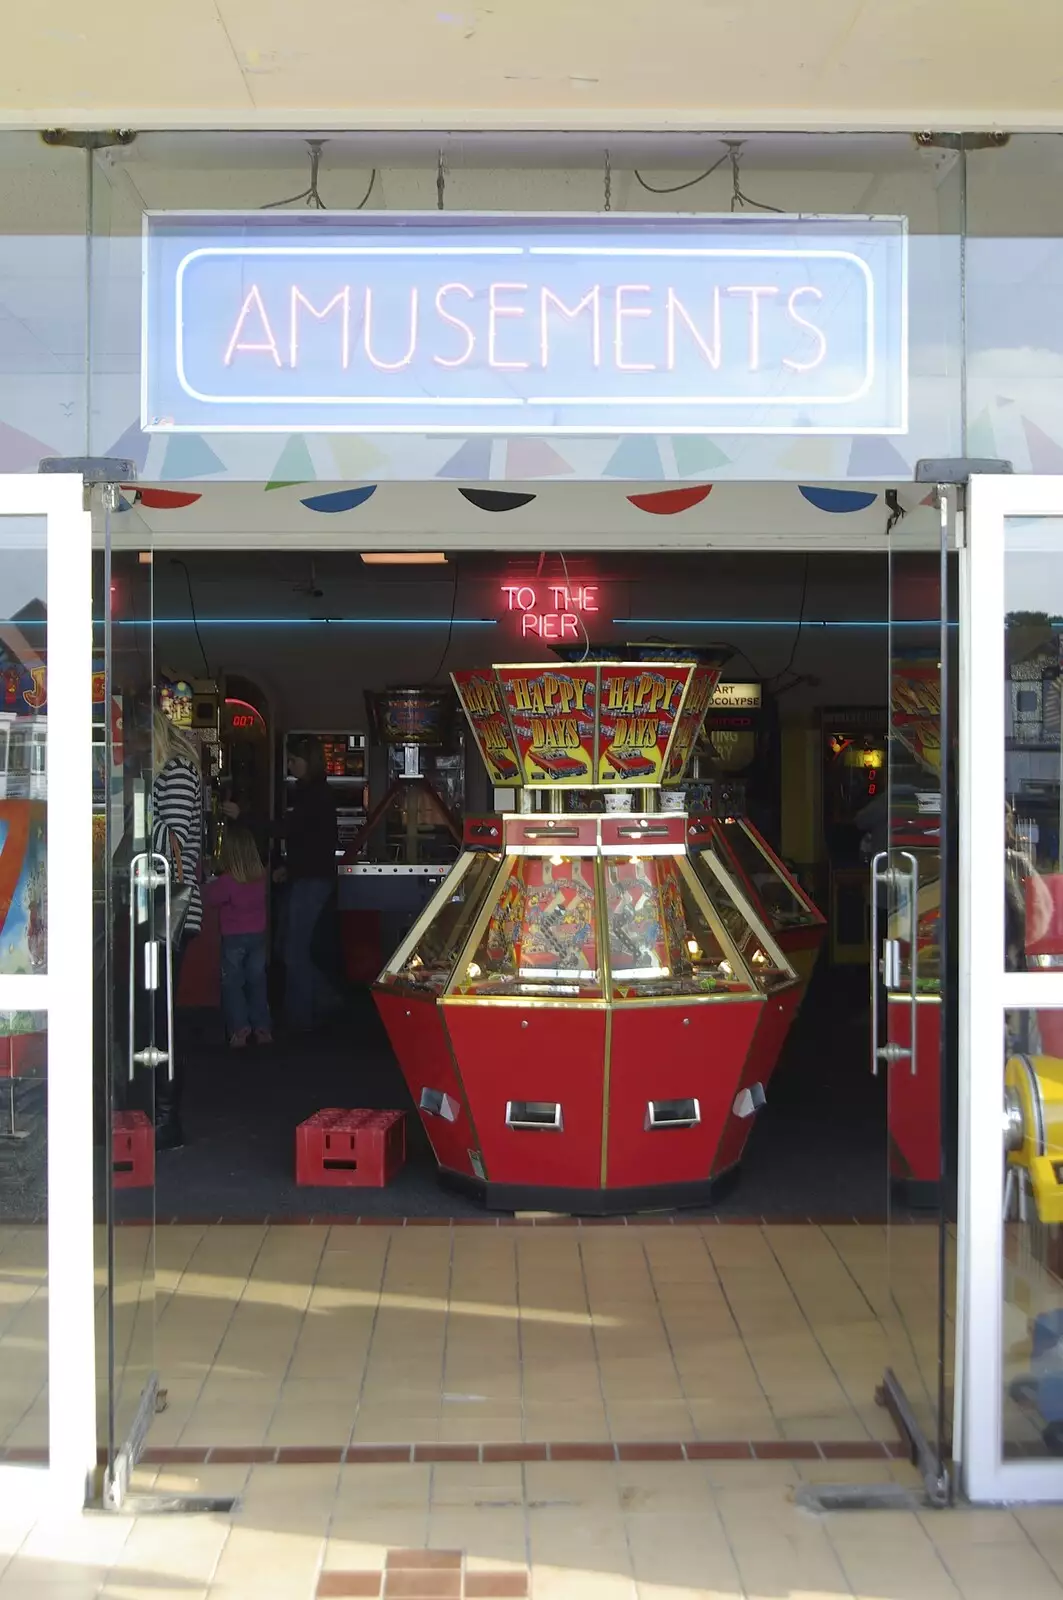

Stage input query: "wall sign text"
[{"left": 143, "top": 212, "right": 908, "bottom": 436}]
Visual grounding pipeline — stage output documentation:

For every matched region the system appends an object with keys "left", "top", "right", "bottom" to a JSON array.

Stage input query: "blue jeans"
[
  {"left": 283, "top": 878, "right": 342, "bottom": 1031},
  {"left": 220, "top": 932, "right": 270, "bottom": 1036}
]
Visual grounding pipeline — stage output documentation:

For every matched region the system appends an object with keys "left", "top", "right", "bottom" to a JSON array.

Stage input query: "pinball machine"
[{"left": 373, "top": 651, "right": 810, "bottom": 1212}]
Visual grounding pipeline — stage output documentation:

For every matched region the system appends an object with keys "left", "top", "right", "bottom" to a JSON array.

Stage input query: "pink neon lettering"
[
  {"left": 560, "top": 613, "right": 579, "bottom": 639},
  {"left": 540, "top": 286, "right": 602, "bottom": 368},
  {"left": 783, "top": 286, "right": 828, "bottom": 373},
  {"left": 581, "top": 585, "right": 599, "bottom": 613},
  {"left": 289, "top": 286, "right": 351, "bottom": 370},
  {"left": 520, "top": 612, "right": 540, "bottom": 638},
  {"left": 666, "top": 286, "right": 721, "bottom": 371},
  {"left": 434, "top": 283, "right": 476, "bottom": 368},
  {"left": 614, "top": 285, "right": 655, "bottom": 372},
  {"left": 224, "top": 285, "right": 282, "bottom": 367},
  {"left": 727, "top": 285, "right": 779, "bottom": 372},
  {"left": 488, "top": 283, "right": 529, "bottom": 370},
  {"left": 364, "top": 287, "right": 419, "bottom": 371}
]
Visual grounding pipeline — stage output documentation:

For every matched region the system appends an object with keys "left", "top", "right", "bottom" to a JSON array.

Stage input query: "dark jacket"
[{"left": 284, "top": 776, "right": 339, "bottom": 880}]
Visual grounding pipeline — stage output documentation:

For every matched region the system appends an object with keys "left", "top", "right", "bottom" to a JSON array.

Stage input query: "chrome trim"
[
  {"left": 733, "top": 1083, "right": 766, "bottom": 1119},
  {"left": 645, "top": 1097, "right": 701, "bottom": 1131},
  {"left": 506, "top": 1100, "right": 563, "bottom": 1132}
]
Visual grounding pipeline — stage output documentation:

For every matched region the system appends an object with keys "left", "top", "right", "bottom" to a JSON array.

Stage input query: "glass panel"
[
  {"left": 1004, "top": 517, "right": 1063, "bottom": 974},
  {"left": 94, "top": 510, "right": 159, "bottom": 1478},
  {"left": 382, "top": 852, "right": 502, "bottom": 994},
  {"left": 1003, "top": 1012, "right": 1063, "bottom": 1461},
  {"left": 687, "top": 854, "right": 794, "bottom": 993},
  {"left": 454, "top": 855, "right": 602, "bottom": 998},
  {"left": 82, "top": 132, "right": 962, "bottom": 485},
  {"left": 712, "top": 818, "right": 820, "bottom": 932},
  {"left": 0, "top": 1010, "right": 48, "bottom": 1457},
  {"left": 606, "top": 857, "right": 755, "bottom": 999},
  {"left": 879, "top": 507, "right": 951, "bottom": 1486},
  {"left": 0, "top": 513, "right": 49, "bottom": 1457}
]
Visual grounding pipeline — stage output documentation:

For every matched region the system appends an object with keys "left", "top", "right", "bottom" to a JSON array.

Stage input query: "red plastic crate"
[
  {"left": 113, "top": 1111, "right": 155, "bottom": 1189},
  {"left": 295, "top": 1108, "right": 406, "bottom": 1188}
]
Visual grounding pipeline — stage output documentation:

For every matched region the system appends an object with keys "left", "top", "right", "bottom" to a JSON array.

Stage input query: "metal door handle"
[
  {"left": 870, "top": 852, "right": 887, "bottom": 1077},
  {"left": 899, "top": 850, "right": 919, "bottom": 1077}
]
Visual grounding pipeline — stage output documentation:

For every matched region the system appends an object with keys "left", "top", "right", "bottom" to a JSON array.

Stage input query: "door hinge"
[
  {"left": 876, "top": 1043, "right": 912, "bottom": 1067},
  {"left": 915, "top": 457, "right": 1013, "bottom": 484},
  {"left": 40, "top": 130, "right": 137, "bottom": 151}
]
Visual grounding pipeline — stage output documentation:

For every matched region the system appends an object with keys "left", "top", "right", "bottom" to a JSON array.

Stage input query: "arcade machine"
[
  {"left": 373, "top": 653, "right": 803, "bottom": 1212},
  {"left": 821, "top": 706, "right": 888, "bottom": 965},
  {"left": 687, "top": 810, "right": 827, "bottom": 1001},
  {"left": 338, "top": 690, "right": 462, "bottom": 982}
]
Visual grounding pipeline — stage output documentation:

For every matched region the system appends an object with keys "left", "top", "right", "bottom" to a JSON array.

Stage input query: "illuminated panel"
[
  {"left": 494, "top": 665, "right": 597, "bottom": 788},
  {"left": 143, "top": 212, "right": 908, "bottom": 435}
]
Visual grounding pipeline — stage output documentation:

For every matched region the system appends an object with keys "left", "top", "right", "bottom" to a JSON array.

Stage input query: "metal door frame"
[
  {"left": 961, "top": 474, "right": 1063, "bottom": 1502},
  {"left": 0, "top": 475, "right": 95, "bottom": 1511}
]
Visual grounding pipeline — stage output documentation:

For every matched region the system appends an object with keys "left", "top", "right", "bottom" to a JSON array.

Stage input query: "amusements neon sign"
[{"left": 144, "top": 213, "right": 907, "bottom": 436}]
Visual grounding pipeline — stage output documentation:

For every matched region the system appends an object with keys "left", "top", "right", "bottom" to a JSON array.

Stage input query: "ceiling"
[{"left": 4, "top": 2, "right": 1063, "bottom": 132}]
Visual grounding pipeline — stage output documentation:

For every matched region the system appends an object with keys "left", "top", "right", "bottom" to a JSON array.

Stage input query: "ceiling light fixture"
[{"left": 360, "top": 552, "right": 449, "bottom": 565}]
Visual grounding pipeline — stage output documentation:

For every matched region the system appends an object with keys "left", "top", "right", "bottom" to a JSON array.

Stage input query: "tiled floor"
[
  {"left": 1, "top": 1219, "right": 948, "bottom": 1454},
  {"left": 3, "top": 1457, "right": 1063, "bottom": 1600}
]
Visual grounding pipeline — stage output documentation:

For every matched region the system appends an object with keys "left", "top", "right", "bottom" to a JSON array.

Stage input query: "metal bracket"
[
  {"left": 913, "top": 131, "right": 1010, "bottom": 152},
  {"left": 876, "top": 1043, "right": 912, "bottom": 1067},
  {"left": 915, "top": 457, "right": 1013, "bottom": 484},
  {"left": 132, "top": 1046, "right": 169, "bottom": 1070},
  {"left": 40, "top": 130, "right": 137, "bottom": 150},
  {"left": 38, "top": 456, "right": 137, "bottom": 486}
]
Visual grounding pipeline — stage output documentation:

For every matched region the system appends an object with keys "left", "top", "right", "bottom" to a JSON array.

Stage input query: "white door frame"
[
  {"left": 0, "top": 475, "right": 95, "bottom": 1511},
  {"left": 961, "top": 474, "right": 1063, "bottom": 1502}
]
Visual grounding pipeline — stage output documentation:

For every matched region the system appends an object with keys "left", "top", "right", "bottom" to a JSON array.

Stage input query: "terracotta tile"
[
  {"left": 386, "top": 1552, "right": 463, "bottom": 1571},
  {"left": 683, "top": 1442, "right": 753, "bottom": 1460},
  {"left": 412, "top": 1445, "right": 479, "bottom": 1463},
  {"left": 464, "top": 1575, "right": 529, "bottom": 1598},
  {"left": 318, "top": 1576, "right": 383, "bottom": 1598},
  {"left": 346, "top": 1446, "right": 414, "bottom": 1463},
  {"left": 277, "top": 1446, "right": 346, "bottom": 1464},
  {"left": 615, "top": 1443, "right": 684, "bottom": 1461},
  {"left": 819, "top": 1440, "right": 889, "bottom": 1459},
  {"left": 208, "top": 1446, "right": 277, "bottom": 1463},
  {"left": 140, "top": 1447, "right": 211, "bottom": 1464},
  {"left": 752, "top": 1441, "right": 820, "bottom": 1460},
  {"left": 383, "top": 1578, "right": 461, "bottom": 1600},
  {"left": 482, "top": 1445, "right": 547, "bottom": 1462},
  {"left": 548, "top": 1444, "right": 616, "bottom": 1461}
]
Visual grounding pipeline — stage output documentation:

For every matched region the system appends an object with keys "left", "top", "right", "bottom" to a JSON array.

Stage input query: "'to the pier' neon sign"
[
  {"left": 502, "top": 582, "right": 600, "bottom": 641},
  {"left": 143, "top": 212, "right": 907, "bottom": 436}
]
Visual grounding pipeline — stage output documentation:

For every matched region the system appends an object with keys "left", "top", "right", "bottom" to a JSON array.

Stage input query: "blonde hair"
[
  {"left": 219, "top": 825, "right": 265, "bottom": 885},
  {"left": 153, "top": 708, "right": 201, "bottom": 769}
]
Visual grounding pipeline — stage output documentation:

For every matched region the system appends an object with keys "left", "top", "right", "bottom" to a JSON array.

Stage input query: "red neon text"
[{"left": 501, "top": 582, "right": 600, "bottom": 641}]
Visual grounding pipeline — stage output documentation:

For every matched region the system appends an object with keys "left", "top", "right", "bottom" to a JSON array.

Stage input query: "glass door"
[
  {"left": 871, "top": 488, "right": 955, "bottom": 1501},
  {"left": 94, "top": 487, "right": 160, "bottom": 1507},
  {"left": 963, "top": 475, "right": 1063, "bottom": 1502}
]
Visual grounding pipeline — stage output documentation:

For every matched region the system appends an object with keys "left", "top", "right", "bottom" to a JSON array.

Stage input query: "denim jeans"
[
  {"left": 282, "top": 878, "right": 342, "bottom": 1031},
  {"left": 220, "top": 932, "right": 271, "bottom": 1036}
]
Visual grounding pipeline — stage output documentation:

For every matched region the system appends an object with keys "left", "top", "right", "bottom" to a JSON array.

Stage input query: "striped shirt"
[{"left": 151, "top": 757, "right": 204, "bottom": 939}]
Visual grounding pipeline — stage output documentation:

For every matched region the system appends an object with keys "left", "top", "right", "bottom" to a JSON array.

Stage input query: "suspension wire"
[
  {"left": 437, "top": 149, "right": 447, "bottom": 210},
  {"left": 632, "top": 148, "right": 730, "bottom": 195},
  {"left": 260, "top": 138, "right": 377, "bottom": 211},
  {"left": 726, "top": 140, "right": 783, "bottom": 214},
  {"left": 603, "top": 149, "right": 612, "bottom": 212}
]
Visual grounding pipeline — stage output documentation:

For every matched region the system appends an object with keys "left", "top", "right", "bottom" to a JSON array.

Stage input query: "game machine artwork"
[
  {"left": 339, "top": 690, "right": 462, "bottom": 982},
  {"left": 821, "top": 707, "right": 888, "bottom": 965},
  {"left": 373, "top": 649, "right": 804, "bottom": 1212},
  {"left": 884, "top": 648, "right": 944, "bottom": 1207},
  {"left": 0, "top": 637, "right": 48, "bottom": 1138}
]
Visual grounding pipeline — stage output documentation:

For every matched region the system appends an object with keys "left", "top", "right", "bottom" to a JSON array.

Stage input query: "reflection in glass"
[
  {"left": 1003, "top": 1013, "right": 1063, "bottom": 1458},
  {"left": 391, "top": 852, "right": 502, "bottom": 995},
  {"left": 1004, "top": 519, "right": 1063, "bottom": 975},
  {"left": 0, "top": 1010, "right": 48, "bottom": 1455}
]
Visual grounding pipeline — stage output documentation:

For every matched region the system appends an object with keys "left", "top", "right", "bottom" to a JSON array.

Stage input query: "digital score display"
[{"left": 143, "top": 212, "right": 908, "bottom": 436}]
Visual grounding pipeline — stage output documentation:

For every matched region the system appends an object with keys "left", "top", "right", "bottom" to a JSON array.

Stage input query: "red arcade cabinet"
[{"left": 373, "top": 656, "right": 804, "bottom": 1212}]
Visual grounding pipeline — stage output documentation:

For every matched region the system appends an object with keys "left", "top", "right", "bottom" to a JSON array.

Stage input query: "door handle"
[
  {"left": 870, "top": 852, "right": 887, "bottom": 1077},
  {"left": 899, "top": 850, "right": 919, "bottom": 1077},
  {"left": 128, "top": 852, "right": 175, "bottom": 1083}
]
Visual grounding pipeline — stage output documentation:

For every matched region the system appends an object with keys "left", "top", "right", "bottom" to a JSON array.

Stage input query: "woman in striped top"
[{"left": 151, "top": 710, "right": 205, "bottom": 1150}]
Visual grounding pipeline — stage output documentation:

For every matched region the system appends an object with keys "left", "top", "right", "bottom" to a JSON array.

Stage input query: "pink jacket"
[{"left": 203, "top": 873, "right": 267, "bottom": 938}]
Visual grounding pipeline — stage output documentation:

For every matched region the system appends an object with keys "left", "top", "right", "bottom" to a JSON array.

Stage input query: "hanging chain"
[
  {"left": 603, "top": 148, "right": 612, "bottom": 212},
  {"left": 437, "top": 149, "right": 447, "bottom": 211},
  {"left": 727, "top": 141, "right": 742, "bottom": 212}
]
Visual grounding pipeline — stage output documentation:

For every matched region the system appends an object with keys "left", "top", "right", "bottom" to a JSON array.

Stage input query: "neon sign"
[
  {"left": 143, "top": 212, "right": 907, "bottom": 435},
  {"left": 501, "top": 582, "right": 600, "bottom": 641}
]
